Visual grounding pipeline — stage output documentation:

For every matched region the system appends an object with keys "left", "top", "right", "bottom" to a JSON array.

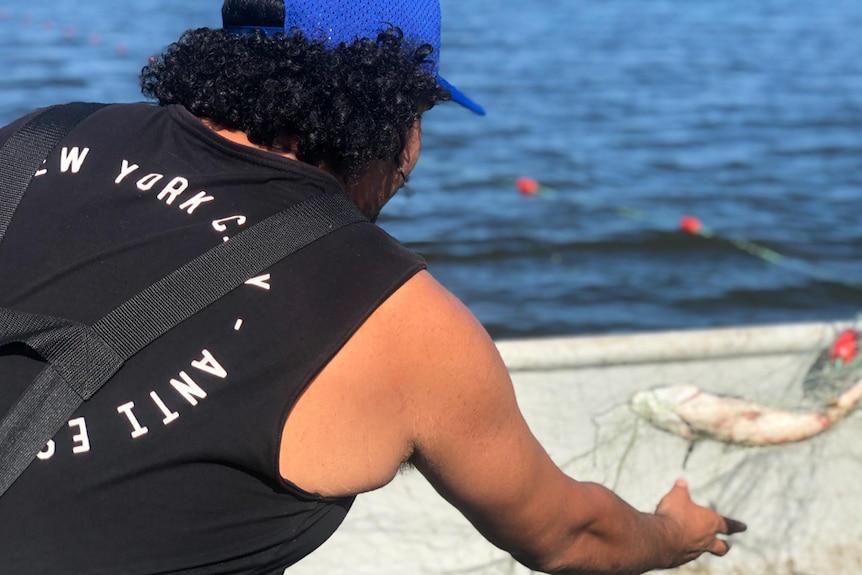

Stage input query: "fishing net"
[
  {"left": 801, "top": 322, "right": 862, "bottom": 405},
  {"left": 291, "top": 317, "right": 862, "bottom": 575}
]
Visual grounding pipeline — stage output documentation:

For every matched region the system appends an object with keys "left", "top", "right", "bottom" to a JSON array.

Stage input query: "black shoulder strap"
[
  {"left": 0, "top": 102, "right": 108, "bottom": 245},
  {"left": 0, "top": 104, "right": 367, "bottom": 497}
]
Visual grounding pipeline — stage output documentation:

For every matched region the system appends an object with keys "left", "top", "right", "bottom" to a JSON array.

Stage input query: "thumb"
[
  {"left": 672, "top": 478, "right": 691, "bottom": 497},
  {"left": 656, "top": 478, "right": 693, "bottom": 514},
  {"left": 660, "top": 478, "right": 697, "bottom": 511}
]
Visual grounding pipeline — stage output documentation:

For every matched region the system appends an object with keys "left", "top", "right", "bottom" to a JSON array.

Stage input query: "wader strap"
[
  {"left": 0, "top": 102, "right": 107, "bottom": 245},
  {"left": 0, "top": 309, "right": 123, "bottom": 400},
  {"left": 93, "top": 191, "right": 366, "bottom": 358},
  {"left": 0, "top": 103, "right": 367, "bottom": 497}
]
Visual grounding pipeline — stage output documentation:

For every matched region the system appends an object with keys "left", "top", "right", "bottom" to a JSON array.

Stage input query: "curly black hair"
[{"left": 140, "top": 26, "right": 448, "bottom": 182}]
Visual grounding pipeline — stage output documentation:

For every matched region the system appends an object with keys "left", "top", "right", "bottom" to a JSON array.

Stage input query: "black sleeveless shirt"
[{"left": 0, "top": 103, "right": 426, "bottom": 574}]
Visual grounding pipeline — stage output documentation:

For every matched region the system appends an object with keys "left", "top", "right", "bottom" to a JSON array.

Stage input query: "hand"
[{"left": 654, "top": 479, "right": 747, "bottom": 568}]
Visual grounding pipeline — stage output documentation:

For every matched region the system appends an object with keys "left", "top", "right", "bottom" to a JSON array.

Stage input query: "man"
[{"left": 0, "top": 0, "right": 744, "bottom": 573}]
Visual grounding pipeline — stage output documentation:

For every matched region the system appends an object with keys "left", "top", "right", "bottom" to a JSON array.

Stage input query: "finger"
[
  {"left": 708, "top": 537, "right": 731, "bottom": 557},
  {"left": 722, "top": 516, "right": 748, "bottom": 535},
  {"left": 671, "top": 478, "right": 691, "bottom": 500}
]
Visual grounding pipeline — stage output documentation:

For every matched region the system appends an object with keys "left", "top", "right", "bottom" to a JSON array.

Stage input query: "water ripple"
[{"left": 2, "top": 0, "right": 861, "bottom": 338}]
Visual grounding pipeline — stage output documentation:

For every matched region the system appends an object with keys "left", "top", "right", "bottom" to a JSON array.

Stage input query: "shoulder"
[
  {"left": 0, "top": 102, "right": 162, "bottom": 149},
  {"left": 369, "top": 269, "right": 481, "bottom": 338},
  {"left": 311, "top": 267, "right": 505, "bottom": 427},
  {"left": 363, "top": 269, "right": 503, "bottom": 383},
  {"left": 0, "top": 107, "right": 45, "bottom": 146},
  {"left": 279, "top": 269, "right": 507, "bottom": 496},
  {"left": 365, "top": 270, "right": 519, "bottom": 461}
]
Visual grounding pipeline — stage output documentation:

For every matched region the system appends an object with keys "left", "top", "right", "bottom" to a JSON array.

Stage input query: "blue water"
[{"left": 2, "top": 0, "right": 861, "bottom": 339}]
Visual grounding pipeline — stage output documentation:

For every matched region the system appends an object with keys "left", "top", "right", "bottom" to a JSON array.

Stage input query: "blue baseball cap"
[{"left": 226, "top": 0, "right": 485, "bottom": 115}]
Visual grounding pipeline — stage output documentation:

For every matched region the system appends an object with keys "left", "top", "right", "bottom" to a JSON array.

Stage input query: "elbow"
[
  {"left": 508, "top": 533, "right": 595, "bottom": 575},
  {"left": 508, "top": 531, "right": 646, "bottom": 575},
  {"left": 510, "top": 549, "right": 567, "bottom": 575},
  {"left": 511, "top": 552, "right": 594, "bottom": 575}
]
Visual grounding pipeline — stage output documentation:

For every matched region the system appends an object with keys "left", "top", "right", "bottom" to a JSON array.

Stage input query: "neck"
[
  {"left": 199, "top": 117, "right": 397, "bottom": 221},
  {"left": 202, "top": 119, "right": 300, "bottom": 162}
]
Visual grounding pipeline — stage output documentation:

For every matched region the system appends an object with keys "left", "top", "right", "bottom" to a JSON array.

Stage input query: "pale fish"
[{"left": 629, "top": 379, "right": 862, "bottom": 446}]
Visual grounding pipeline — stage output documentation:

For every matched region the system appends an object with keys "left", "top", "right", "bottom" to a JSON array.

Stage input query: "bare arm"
[
  {"left": 395, "top": 272, "right": 744, "bottom": 574},
  {"left": 281, "top": 269, "right": 744, "bottom": 573}
]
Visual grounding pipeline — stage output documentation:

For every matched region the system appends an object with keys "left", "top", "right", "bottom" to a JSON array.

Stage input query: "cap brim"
[{"left": 439, "top": 76, "right": 485, "bottom": 116}]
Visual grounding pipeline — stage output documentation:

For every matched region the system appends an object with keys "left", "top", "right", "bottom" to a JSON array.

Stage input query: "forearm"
[
  {"left": 397, "top": 286, "right": 735, "bottom": 573},
  {"left": 514, "top": 480, "right": 681, "bottom": 575}
]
